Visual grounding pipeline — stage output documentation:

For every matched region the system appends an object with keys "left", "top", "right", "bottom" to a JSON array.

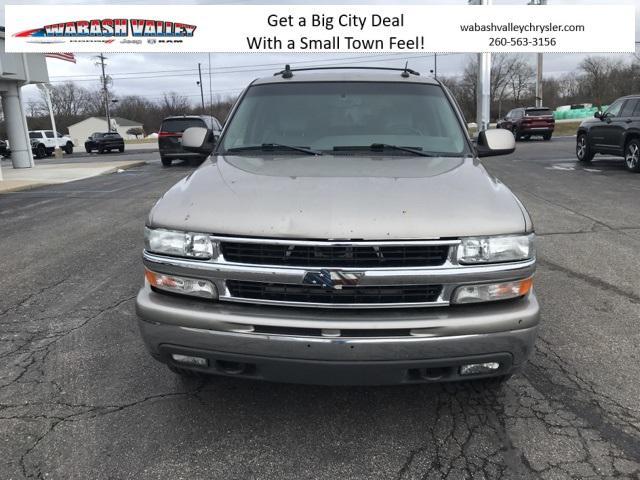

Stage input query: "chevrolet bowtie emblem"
[{"left": 302, "top": 269, "right": 365, "bottom": 290}]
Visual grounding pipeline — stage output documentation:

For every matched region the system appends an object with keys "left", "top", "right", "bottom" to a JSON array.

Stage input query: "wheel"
[
  {"left": 98, "top": 146, "right": 104, "bottom": 154},
  {"left": 35, "top": 144, "right": 46, "bottom": 159},
  {"left": 118, "top": 145, "right": 124, "bottom": 153},
  {"left": 576, "top": 133, "right": 594, "bottom": 162},
  {"left": 167, "top": 364, "right": 204, "bottom": 378},
  {"left": 64, "top": 142, "right": 73, "bottom": 154},
  {"left": 161, "top": 156, "right": 172, "bottom": 167},
  {"left": 512, "top": 128, "right": 521, "bottom": 141},
  {"left": 85, "top": 147, "right": 91, "bottom": 153},
  {"left": 624, "top": 139, "right": 640, "bottom": 173},
  {"left": 543, "top": 133, "right": 552, "bottom": 141}
]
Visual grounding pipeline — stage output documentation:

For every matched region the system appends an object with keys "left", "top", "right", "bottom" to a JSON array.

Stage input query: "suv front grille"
[
  {"left": 226, "top": 280, "right": 443, "bottom": 306},
  {"left": 220, "top": 242, "right": 450, "bottom": 268}
]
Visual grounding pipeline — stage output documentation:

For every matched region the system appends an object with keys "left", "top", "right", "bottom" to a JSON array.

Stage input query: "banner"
[{"left": 5, "top": 4, "right": 636, "bottom": 54}]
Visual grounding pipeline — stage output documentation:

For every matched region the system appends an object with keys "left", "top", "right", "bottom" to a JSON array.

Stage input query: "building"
[
  {"left": 67, "top": 117, "right": 144, "bottom": 145},
  {"left": 0, "top": 27, "right": 49, "bottom": 174}
]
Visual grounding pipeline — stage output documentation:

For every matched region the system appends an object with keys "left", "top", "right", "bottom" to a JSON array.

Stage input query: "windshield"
[{"left": 220, "top": 82, "right": 468, "bottom": 156}]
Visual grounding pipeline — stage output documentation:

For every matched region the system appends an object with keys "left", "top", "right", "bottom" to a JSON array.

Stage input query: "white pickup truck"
[{"left": 28, "top": 130, "right": 75, "bottom": 157}]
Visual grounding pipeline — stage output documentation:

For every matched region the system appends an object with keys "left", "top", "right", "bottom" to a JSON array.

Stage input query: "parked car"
[
  {"left": 0, "top": 139, "right": 9, "bottom": 158},
  {"left": 576, "top": 94, "right": 640, "bottom": 172},
  {"left": 84, "top": 132, "right": 125, "bottom": 154},
  {"left": 497, "top": 107, "right": 555, "bottom": 141},
  {"left": 29, "top": 130, "right": 74, "bottom": 155},
  {"left": 158, "top": 115, "right": 222, "bottom": 167},
  {"left": 136, "top": 66, "right": 538, "bottom": 387}
]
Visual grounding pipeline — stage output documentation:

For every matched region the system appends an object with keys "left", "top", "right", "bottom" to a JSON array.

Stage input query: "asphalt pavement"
[{"left": 1, "top": 137, "right": 639, "bottom": 479}]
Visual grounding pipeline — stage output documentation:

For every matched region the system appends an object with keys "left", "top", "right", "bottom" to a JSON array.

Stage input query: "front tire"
[
  {"left": 161, "top": 156, "right": 172, "bottom": 167},
  {"left": 543, "top": 133, "right": 552, "bottom": 141},
  {"left": 118, "top": 145, "right": 125, "bottom": 153},
  {"left": 64, "top": 142, "right": 74, "bottom": 154},
  {"left": 624, "top": 139, "right": 640, "bottom": 173},
  {"left": 512, "top": 127, "right": 521, "bottom": 141},
  {"left": 576, "top": 133, "right": 594, "bottom": 162},
  {"left": 98, "top": 146, "right": 104, "bottom": 154},
  {"left": 85, "top": 147, "right": 91, "bottom": 153}
]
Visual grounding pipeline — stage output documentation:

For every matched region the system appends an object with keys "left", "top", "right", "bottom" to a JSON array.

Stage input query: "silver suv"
[{"left": 136, "top": 66, "right": 538, "bottom": 386}]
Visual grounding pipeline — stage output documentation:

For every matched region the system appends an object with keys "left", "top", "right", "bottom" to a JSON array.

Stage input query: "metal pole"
[
  {"left": 470, "top": 0, "right": 492, "bottom": 132},
  {"left": 198, "top": 63, "right": 205, "bottom": 110},
  {"left": 536, "top": 52, "right": 543, "bottom": 107},
  {"left": 97, "top": 54, "right": 111, "bottom": 132},
  {"left": 434, "top": 53, "right": 437, "bottom": 79},
  {"left": 208, "top": 53, "right": 213, "bottom": 117},
  {"left": 42, "top": 85, "right": 62, "bottom": 158},
  {"left": 529, "top": 0, "right": 547, "bottom": 108}
]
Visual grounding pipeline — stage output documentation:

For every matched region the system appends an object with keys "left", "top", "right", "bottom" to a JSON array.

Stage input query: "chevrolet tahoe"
[{"left": 136, "top": 66, "right": 538, "bottom": 386}]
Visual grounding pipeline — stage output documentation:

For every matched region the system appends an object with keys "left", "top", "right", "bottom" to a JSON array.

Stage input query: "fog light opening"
[
  {"left": 171, "top": 354, "right": 208, "bottom": 367},
  {"left": 215, "top": 360, "right": 248, "bottom": 375},
  {"left": 459, "top": 362, "right": 501, "bottom": 376}
]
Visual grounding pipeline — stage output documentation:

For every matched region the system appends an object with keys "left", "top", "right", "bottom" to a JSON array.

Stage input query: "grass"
[{"left": 552, "top": 121, "right": 581, "bottom": 137}]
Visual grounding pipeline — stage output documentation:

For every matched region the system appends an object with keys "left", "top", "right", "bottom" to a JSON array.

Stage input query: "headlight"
[
  {"left": 457, "top": 234, "right": 534, "bottom": 264},
  {"left": 144, "top": 227, "right": 217, "bottom": 259}
]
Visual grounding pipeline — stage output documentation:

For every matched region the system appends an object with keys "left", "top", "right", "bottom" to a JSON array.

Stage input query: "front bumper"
[{"left": 136, "top": 285, "right": 540, "bottom": 385}]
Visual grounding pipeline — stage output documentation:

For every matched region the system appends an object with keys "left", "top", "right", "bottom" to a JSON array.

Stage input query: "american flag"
[{"left": 44, "top": 53, "right": 76, "bottom": 64}]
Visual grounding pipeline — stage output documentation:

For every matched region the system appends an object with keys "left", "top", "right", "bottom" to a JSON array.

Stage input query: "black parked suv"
[
  {"left": 576, "top": 95, "right": 640, "bottom": 172},
  {"left": 158, "top": 115, "right": 222, "bottom": 167},
  {"left": 85, "top": 132, "right": 125, "bottom": 154}
]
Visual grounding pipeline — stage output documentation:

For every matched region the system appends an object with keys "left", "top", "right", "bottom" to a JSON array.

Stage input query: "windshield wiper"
[
  {"left": 226, "top": 143, "right": 322, "bottom": 156},
  {"left": 333, "top": 144, "right": 435, "bottom": 157}
]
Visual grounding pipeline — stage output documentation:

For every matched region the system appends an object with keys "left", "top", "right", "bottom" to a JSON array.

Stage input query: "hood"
[{"left": 148, "top": 154, "right": 528, "bottom": 240}]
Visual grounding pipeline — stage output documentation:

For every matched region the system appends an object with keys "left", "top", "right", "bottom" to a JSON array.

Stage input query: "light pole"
[
  {"left": 469, "top": 0, "right": 492, "bottom": 132},
  {"left": 529, "top": 0, "right": 547, "bottom": 108}
]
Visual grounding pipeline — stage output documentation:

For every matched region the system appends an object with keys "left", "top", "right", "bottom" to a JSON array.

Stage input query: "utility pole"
[
  {"left": 469, "top": 0, "right": 492, "bottom": 132},
  {"left": 529, "top": 0, "right": 547, "bottom": 108},
  {"left": 208, "top": 53, "right": 214, "bottom": 117},
  {"left": 434, "top": 53, "right": 437, "bottom": 79},
  {"left": 95, "top": 54, "right": 112, "bottom": 131},
  {"left": 197, "top": 63, "right": 205, "bottom": 111}
]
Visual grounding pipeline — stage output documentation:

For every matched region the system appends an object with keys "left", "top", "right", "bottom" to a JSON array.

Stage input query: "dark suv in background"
[
  {"left": 576, "top": 95, "right": 640, "bottom": 172},
  {"left": 497, "top": 107, "right": 555, "bottom": 141},
  {"left": 158, "top": 115, "right": 222, "bottom": 167},
  {"left": 85, "top": 132, "right": 125, "bottom": 154}
]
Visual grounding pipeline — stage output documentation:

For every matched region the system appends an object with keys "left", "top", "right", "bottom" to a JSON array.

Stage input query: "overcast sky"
[{"left": 2, "top": 0, "right": 639, "bottom": 106}]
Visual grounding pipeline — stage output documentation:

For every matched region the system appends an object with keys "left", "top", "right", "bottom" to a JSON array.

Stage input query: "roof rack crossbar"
[{"left": 273, "top": 65, "right": 421, "bottom": 78}]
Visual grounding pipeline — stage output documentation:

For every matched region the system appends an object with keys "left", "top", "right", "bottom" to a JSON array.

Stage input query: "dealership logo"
[{"left": 14, "top": 19, "right": 196, "bottom": 38}]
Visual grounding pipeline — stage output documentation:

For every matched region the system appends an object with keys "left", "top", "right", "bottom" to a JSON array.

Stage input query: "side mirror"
[
  {"left": 594, "top": 111, "right": 603, "bottom": 119},
  {"left": 182, "top": 127, "right": 215, "bottom": 154},
  {"left": 476, "top": 129, "right": 516, "bottom": 158}
]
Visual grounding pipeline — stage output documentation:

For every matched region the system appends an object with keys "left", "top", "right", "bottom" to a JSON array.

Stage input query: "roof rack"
[{"left": 274, "top": 64, "right": 420, "bottom": 79}]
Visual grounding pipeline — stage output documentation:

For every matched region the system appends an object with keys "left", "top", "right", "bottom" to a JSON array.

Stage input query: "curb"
[{"left": 0, "top": 160, "right": 148, "bottom": 194}]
